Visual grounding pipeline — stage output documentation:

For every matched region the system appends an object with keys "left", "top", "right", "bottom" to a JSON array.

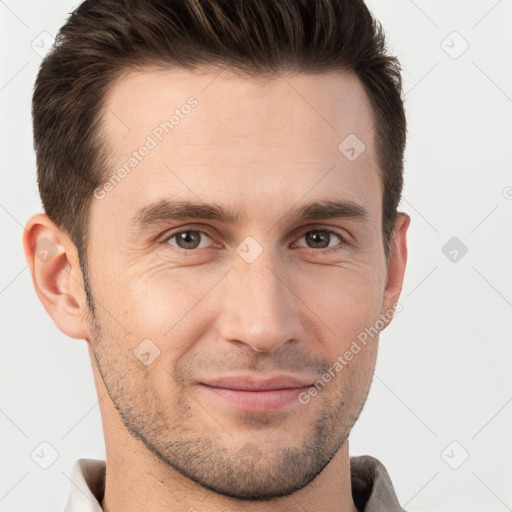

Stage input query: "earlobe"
[
  {"left": 380, "top": 212, "right": 411, "bottom": 327},
  {"left": 23, "top": 213, "right": 89, "bottom": 340}
]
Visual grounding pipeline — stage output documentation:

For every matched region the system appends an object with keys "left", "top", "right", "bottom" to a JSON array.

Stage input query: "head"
[{"left": 25, "top": 0, "right": 410, "bottom": 501}]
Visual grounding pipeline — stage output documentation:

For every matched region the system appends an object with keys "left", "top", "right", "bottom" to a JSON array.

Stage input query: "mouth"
[{"left": 198, "top": 375, "right": 312, "bottom": 412}]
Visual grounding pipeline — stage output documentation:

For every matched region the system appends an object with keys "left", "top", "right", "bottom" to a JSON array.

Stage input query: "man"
[{"left": 23, "top": 0, "right": 410, "bottom": 510}]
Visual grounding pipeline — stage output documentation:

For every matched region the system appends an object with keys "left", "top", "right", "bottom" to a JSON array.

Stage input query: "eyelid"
[
  {"left": 156, "top": 224, "right": 217, "bottom": 253},
  {"left": 292, "top": 227, "right": 350, "bottom": 250},
  {"left": 290, "top": 222, "right": 351, "bottom": 241},
  {"left": 160, "top": 225, "right": 213, "bottom": 240},
  {"left": 158, "top": 223, "right": 351, "bottom": 255}
]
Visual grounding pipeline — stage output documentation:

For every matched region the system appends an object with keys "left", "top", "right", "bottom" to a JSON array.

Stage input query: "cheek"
[
  {"left": 113, "top": 262, "right": 226, "bottom": 350},
  {"left": 295, "top": 263, "right": 384, "bottom": 348},
  {"left": 95, "top": 243, "right": 385, "bottom": 359}
]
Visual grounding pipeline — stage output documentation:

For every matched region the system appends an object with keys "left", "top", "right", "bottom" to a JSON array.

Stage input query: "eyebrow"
[{"left": 133, "top": 198, "right": 369, "bottom": 230}]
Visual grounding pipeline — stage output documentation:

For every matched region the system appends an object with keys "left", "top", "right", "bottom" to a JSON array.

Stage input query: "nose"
[{"left": 217, "top": 250, "right": 303, "bottom": 354}]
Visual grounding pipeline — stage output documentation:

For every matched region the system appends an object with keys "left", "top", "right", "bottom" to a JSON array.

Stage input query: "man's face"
[{"left": 85, "top": 67, "right": 400, "bottom": 499}]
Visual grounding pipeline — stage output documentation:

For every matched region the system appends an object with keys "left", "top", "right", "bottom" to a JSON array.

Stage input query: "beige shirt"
[{"left": 63, "top": 455, "right": 405, "bottom": 511}]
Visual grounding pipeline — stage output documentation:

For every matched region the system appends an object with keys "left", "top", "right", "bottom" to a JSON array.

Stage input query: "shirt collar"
[
  {"left": 63, "top": 455, "right": 405, "bottom": 511},
  {"left": 63, "top": 458, "right": 104, "bottom": 512},
  {"left": 350, "top": 455, "right": 405, "bottom": 512}
]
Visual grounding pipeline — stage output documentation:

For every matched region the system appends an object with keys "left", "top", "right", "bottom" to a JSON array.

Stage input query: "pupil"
[
  {"left": 178, "top": 231, "right": 200, "bottom": 249},
  {"left": 307, "top": 230, "right": 329, "bottom": 248},
  {"left": 175, "top": 231, "right": 332, "bottom": 250}
]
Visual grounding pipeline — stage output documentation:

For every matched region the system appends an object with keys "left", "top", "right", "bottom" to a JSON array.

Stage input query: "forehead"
[
  {"left": 95, "top": 66, "right": 381, "bottom": 228},
  {"left": 101, "top": 66, "right": 376, "bottom": 151}
]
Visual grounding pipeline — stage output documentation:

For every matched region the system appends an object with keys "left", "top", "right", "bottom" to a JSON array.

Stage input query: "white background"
[{"left": 1, "top": 1, "right": 511, "bottom": 511}]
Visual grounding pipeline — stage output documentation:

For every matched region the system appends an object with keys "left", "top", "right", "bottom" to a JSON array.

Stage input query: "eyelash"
[{"left": 159, "top": 226, "right": 349, "bottom": 255}]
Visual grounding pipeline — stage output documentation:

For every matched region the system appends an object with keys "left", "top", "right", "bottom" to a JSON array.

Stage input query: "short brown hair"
[{"left": 33, "top": 0, "right": 406, "bottom": 265}]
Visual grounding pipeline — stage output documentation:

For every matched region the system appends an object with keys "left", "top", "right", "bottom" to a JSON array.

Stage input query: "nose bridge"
[{"left": 219, "top": 248, "right": 299, "bottom": 353}]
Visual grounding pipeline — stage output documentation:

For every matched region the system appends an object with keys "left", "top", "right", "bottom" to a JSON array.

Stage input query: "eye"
[
  {"left": 295, "top": 229, "right": 347, "bottom": 251},
  {"left": 164, "top": 229, "right": 214, "bottom": 250}
]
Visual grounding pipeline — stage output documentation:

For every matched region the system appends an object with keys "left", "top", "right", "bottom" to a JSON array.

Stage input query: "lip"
[
  {"left": 202, "top": 375, "right": 311, "bottom": 391},
  {"left": 199, "top": 375, "right": 312, "bottom": 412}
]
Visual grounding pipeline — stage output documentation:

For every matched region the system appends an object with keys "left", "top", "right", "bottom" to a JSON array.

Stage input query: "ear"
[
  {"left": 380, "top": 212, "right": 411, "bottom": 328},
  {"left": 23, "top": 213, "right": 90, "bottom": 340}
]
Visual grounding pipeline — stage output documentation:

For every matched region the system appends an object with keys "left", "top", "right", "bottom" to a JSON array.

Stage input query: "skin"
[{"left": 24, "top": 67, "right": 410, "bottom": 512}]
